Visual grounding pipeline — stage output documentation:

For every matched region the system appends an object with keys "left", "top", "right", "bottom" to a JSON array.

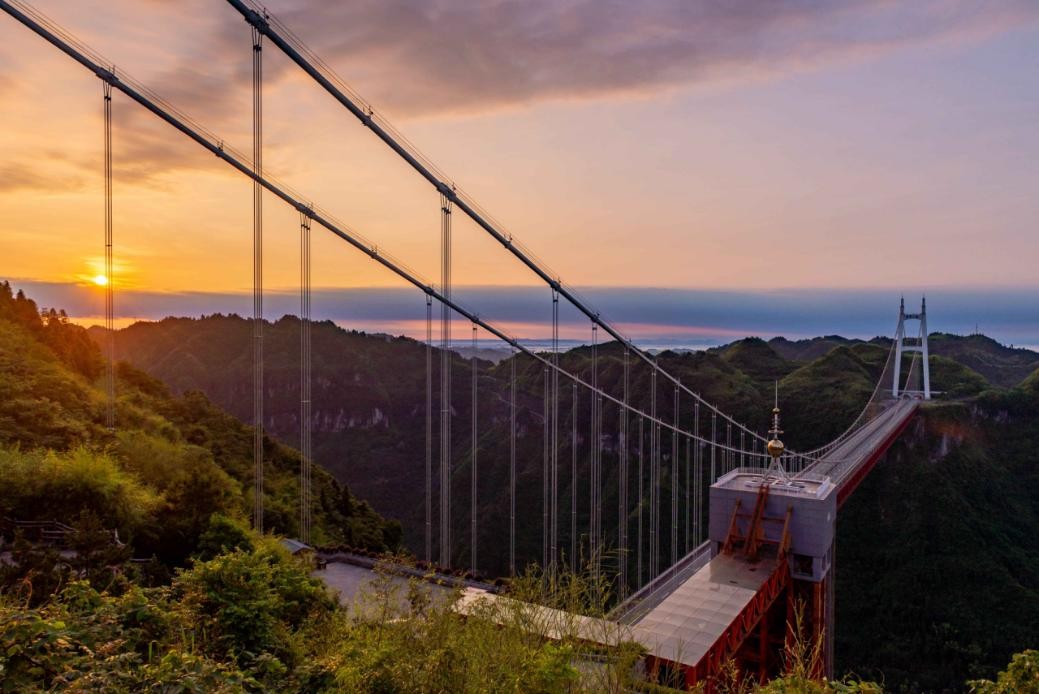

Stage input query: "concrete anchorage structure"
[
  {"left": 893, "top": 297, "right": 931, "bottom": 400},
  {"left": 630, "top": 395, "right": 841, "bottom": 688}
]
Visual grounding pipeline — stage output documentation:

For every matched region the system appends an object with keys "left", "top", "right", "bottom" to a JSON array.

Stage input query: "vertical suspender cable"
[
  {"left": 649, "top": 363, "right": 658, "bottom": 578},
  {"left": 425, "top": 295, "right": 432, "bottom": 563},
  {"left": 693, "top": 402, "right": 700, "bottom": 545},
  {"left": 299, "top": 210, "right": 312, "bottom": 543},
  {"left": 726, "top": 422, "right": 732, "bottom": 474},
  {"left": 598, "top": 390, "right": 606, "bottom": 569},
  {"left": 671, "top": 384, "right": 679, "bottom": 569},
  {"left": 439, "top": 193, "right": 452, "bottom": 567},
  {"left": 542, "top": 365, "right": 549, "bottom": 569},
  {"left": 470, "top": 323, "right": 478, "bottom": 572},
  {"left": 571, "top": 382, "right": 578, "bottom": 567},
  {"left": 637, "top": 415, "right": 644, "bottom": 588},
  {"left": 102, "top": 79, "right": 114, "bottom": 431},
  {"left": 594, "top": 322, "right": 602, "bottom": 577},
  {"left": 251, "top": 27, "right": 264, "bottom": 533},
  {"left": 509, "top": 349, "right": 516, "bottom": 576},
  {"left": 684, "top": 437, "right": 690, "bottom": 554},
  {"left": 711, "top": 412, "right": 717, "bottom": 483},
  {"left": 550, "top": 290, "right": 559, "bottom": 567},
  {"left": 740, "top": 430, "right": 745, "bottom": 469},
  {"left": 619, "top": 349, "right": 629, "bottom": 595}
]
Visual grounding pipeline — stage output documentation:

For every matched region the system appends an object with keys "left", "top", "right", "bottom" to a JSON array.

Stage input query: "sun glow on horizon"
[{"left": 92, "top": 274, "right": 109, "bottom": 287}]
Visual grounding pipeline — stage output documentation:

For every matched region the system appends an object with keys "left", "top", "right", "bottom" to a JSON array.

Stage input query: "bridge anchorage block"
[{"left": 706, "top": 469, "right": 838, "bottom": 682}]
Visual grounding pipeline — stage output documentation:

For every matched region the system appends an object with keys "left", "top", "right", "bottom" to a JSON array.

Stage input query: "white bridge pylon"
[{"left": 892, "top": 297, "right": 931, "bottom": 400}]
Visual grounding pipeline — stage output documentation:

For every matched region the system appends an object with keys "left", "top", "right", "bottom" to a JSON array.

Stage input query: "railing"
[
  {"left": 610, "top": 541, "right": 714, "bottom": 625},
  {"left": 1, "top": 518, "right": 124, "bottom": 549},
  {"left": 1, "top": 518, "right": 75, "bottom": 547}
]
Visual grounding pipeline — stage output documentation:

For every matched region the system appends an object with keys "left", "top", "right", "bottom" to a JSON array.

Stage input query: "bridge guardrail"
[{"left": 609, "top": 541, "right": 713, "bottom": 625}]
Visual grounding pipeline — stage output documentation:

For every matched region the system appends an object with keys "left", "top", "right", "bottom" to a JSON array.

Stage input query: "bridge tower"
[{"left": 892, "top": 297, "right": 931, "bottom": 400}]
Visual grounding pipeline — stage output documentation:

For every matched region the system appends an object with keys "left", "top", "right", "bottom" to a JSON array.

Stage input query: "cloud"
[
  {"left": 259, "top": 0, "right": 1039, "bottom": 116},
  {"left": 0, "top": 162, "right": 87, "bottom": 193},
  {"left": 4, "top": 0, "right": 1036, "bottom": 189}
]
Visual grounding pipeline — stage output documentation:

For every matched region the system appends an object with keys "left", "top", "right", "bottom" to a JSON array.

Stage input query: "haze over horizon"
[
  {"left": 2, "top": 0, "right": 1037, "bottom": 345},
  {"left": 10, "top": 279, "right": 1039, "bottom": 350}
]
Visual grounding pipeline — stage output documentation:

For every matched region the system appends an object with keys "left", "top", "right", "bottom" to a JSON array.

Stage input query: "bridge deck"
[
  {"left": 623, "top": 399, "right": 918, "bottom": 673},
  {"left": 630, "top": 554, "right": 779, "bottom": 667},
  {"left": 803, "top": 399, "right": 918, "bottom": 493}
]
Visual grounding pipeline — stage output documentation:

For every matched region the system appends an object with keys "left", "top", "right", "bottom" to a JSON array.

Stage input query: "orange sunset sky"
[{"left": 1, "top": 0, "right": 1037, "bottom": 342}]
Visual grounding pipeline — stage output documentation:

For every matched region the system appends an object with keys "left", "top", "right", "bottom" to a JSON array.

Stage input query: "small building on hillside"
[{"left": 280, "top": 538, "right": 315, "bottom": 562}]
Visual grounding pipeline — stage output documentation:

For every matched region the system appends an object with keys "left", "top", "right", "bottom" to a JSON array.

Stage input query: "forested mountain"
[
  {"left": 100, "top": 312, "right": 1039, "bottom": 690},
  {"left": 0, "top": 282, "right": 400, "bottom": 564},
  {"left": 768, "top": 333, "right": 1039, "bottom": 389}
]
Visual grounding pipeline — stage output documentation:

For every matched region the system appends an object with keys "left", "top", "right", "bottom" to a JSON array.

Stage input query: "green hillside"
[
  {"left": 0, "top": 282, "right": 399, "bottom": 565},
  {"left": 928, "top": 332, "right": 1039, "bottom": 388},
  {"left": 715, "top": 337, "right": 798, "bottom": 386}
]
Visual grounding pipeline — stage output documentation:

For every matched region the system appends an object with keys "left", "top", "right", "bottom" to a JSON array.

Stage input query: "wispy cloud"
[
  {"left": 0, "top": 162, "right": 86, "bottom": 193},
  {"left": 260, "top": 0, "right": 1039, "bottom": 116},
  {"left": 3, "top": 0, "right": 1035, "bottom": 184}
]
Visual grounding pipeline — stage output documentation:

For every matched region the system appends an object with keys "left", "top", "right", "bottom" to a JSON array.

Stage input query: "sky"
[{"left": 1, "top": 0, "right": 1037, "bottom": 346}]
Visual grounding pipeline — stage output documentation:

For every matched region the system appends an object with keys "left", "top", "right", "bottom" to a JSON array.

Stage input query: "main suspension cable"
[
  {"left": 227, "top": 0, "right": 780, "bottom": 453},
  {"left": 0, "top": 0, "right": 783, "bottom": 463}
]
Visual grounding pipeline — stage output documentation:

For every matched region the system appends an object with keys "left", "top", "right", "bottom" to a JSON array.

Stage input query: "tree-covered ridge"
[{"left": 0, "top": 281, "right": 400, "bottom": 563}]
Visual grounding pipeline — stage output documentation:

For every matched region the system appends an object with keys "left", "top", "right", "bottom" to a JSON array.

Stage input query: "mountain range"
[{"left": 86, "top": 310, "right": 1039, "bottom": 690}]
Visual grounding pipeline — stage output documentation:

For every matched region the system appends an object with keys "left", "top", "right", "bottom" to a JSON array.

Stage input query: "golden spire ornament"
[{"left": 767, "top": 381, "right": 785, "bottom": 460}]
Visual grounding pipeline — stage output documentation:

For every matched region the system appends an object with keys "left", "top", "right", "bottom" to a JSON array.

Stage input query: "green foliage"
[
  {"left": 325, "top": 559, "right": 642, "bottom": 693},
  {"left": 173, "top": 537, "right": 335, "bottom": 663},
  {"left": 969, "top": 649, "right": 1039, "bottom": 693},
  {"left": 0, "top": 284, "right": 399, "bottom": 570},
  {"left": 115, "top": 431, "right": 240, "bottom": 564},
  {"left": 928, "top": 354, "right": 989, "bottom": 398},
  {"left": 0, "top": 447, "right": 161, "bottom": 535},
  {"left": 0, "top": 281, "right": 103, "bottom": 381},
  {"left": 0, "top": 318, "right": 104, "bottom": 450},
  {"left": 196, "top": 513, "right": 255, "bottom": 561}
]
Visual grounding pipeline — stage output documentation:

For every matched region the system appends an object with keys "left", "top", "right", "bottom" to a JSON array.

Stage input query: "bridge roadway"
[
  {"left": 620, "top": 398, "right": 919, "bottom": 679},
  {"left": 802, "top": 398, "right": 919, "bottom": 507},
  {"left": 315, "top": 400, "right": 920, "bottom": 685}
]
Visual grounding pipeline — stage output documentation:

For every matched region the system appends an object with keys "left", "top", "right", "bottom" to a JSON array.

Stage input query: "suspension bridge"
[{"left": 1, "top": 0, "right": 933, "bottom": 687}]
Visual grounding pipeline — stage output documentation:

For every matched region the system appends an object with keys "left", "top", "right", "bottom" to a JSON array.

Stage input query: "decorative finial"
[{"left": 767, "top": 381, "right": 784, "bottom": 460}]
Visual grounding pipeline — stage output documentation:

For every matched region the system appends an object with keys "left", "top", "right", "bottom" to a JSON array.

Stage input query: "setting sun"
[{"left": 92, "top": 274, "right": 109, "bottom": 287}]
